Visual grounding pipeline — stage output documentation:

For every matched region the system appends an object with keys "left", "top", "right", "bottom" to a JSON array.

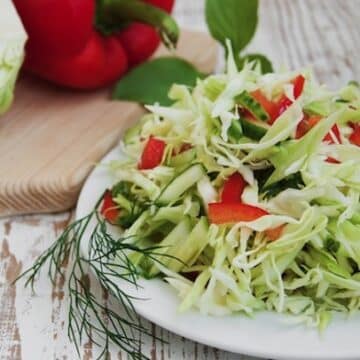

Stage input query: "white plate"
[{"left": 76, "top": 146, "right": 360, "bottom": 360}]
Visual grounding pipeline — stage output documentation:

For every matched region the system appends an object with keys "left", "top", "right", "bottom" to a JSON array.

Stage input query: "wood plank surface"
[
  {"left": 1, "top": 1, "right": 359, "bottom": 359},
  {"left": 0, "top": 29, "right": 217, "bottom": 217}
]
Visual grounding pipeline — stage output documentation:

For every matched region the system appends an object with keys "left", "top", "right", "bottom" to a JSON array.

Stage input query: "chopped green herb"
[
  {"left": 325, "top": 237, "right": 340, "bottom": 254},
  {"left": 256, "top": 170, "right": 305, "bottom": 199}
]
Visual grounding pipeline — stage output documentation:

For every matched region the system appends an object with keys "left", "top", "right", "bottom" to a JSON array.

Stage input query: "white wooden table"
[{"left": 1, "top": 1, "right": 359, "bottom": 359}]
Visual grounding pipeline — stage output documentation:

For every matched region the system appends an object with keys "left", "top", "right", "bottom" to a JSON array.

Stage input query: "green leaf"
[
  {"left": 237, "top": 53, "right": 274, "bottom": 73},
  {"left": 112, "top": 57, "right": 201, "bottom": 106},
  {"left": 205, "top": 0, "right": 258, "bottom": 54},
  {"left": 260, "top": 171, "right": 305, "bottom": 199}
]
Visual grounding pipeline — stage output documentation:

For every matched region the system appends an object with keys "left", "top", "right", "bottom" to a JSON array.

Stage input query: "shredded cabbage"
[{"left": 106, "top": 49, "right": 360, "bottom": 329}]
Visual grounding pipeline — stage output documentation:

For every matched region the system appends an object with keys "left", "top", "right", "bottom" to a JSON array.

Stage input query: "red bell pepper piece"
[
  {"left": 349, "top": 122, "right": 358, "bottom": 130},
  {"left": 295, "top": 115, "right": 342, "bottom": 144},
  {"left": 292, "top": 75, "right": 305, "bottom": 99},
  {"left": 172, "top": 143, "right": 192, "bottom": 156},
  {"left": 221, "top": 173, "right": 247, "bottom": 203},
  {"left": 248, "top": 76, "right": 305, "bottom": 125},
  {"left": 270, "top": 75, "right": 306, "bottom": 124},
  {"left": 139, "top": 136, "right": 166, "bottom": 170},
  {"left": 14, "top": 0, "right": 177, "bottom": 89},
  {"left": 325, "top": 157, "right": 341, "bottom": 164},
  {"left": 265, "top": 225, "right": 285, "bottom": 241},
  {"left": 323, "top": 124, "right": 342, "bottom": 144},
  {"left": 208, "top": 203, "right": 268, "bottom": 224},
  {"left": 349, "top": 124, "right": 360, "bottom": 146},
  {"left": 250, "top": 90, "right": 279, "bottom": 124},
  {"left": 295, "top": 115, "right": 311, "bottom": 139},
  {"left": 100, "top": 190, "right": 120, "bottom": 223},
  {"left": 295, "top": 115, "right": 322, "bottom": 139},
  {"left": 276, "top": 94, "right": 293, "bottom": 119},
  {"left": 179, "top": 143, "right": 193, "bottom": 153}
]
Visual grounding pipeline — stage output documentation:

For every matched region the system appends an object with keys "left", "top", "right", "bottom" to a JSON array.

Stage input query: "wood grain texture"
[
  {"left": 0, "top": 1, "right": 359, "bottom": 359},
  {"left": 0, "top": 29, "right": 217, "bottom": 217}
]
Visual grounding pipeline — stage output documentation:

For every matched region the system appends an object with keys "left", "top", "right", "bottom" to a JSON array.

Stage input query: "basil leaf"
[
  {"left": 205, "top": 0, "right": 258, "bottom": 54},
  {"left": 112, "top": 57, "right": 201, "bottom": 106},
  {"left": 238, "top": 53, "right": 274, "bottom": 73}
]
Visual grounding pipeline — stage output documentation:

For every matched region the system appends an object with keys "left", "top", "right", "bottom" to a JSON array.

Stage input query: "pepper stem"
[{"left": 97, "top": 0, "right": 179, "bottom": 49}]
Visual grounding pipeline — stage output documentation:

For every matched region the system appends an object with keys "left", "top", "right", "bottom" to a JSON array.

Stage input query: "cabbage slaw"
[{"left": 103, "top": 51, "right": 360, "bottom": 330}]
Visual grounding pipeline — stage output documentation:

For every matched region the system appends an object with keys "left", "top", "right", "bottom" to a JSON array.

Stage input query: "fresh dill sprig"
[{"left": 15, "top": 198, "right": 172, "bottom": 360}]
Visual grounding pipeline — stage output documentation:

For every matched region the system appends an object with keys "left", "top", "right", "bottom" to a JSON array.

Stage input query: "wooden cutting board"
[{"left": 0, "top": 30, "right": 217, "bottom": 216}]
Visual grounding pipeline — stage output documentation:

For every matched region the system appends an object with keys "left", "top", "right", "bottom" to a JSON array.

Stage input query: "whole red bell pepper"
[{"left": 14, "top": 0, "right": 177, "bottom": 89}]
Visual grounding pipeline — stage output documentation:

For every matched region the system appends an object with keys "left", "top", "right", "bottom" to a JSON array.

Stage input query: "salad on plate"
[
  {"left": 98, "top": 48, "right": 360, "bottom": 329},
  {"left": 19, "top": 48, "right": 360, "bottom": 359}
]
